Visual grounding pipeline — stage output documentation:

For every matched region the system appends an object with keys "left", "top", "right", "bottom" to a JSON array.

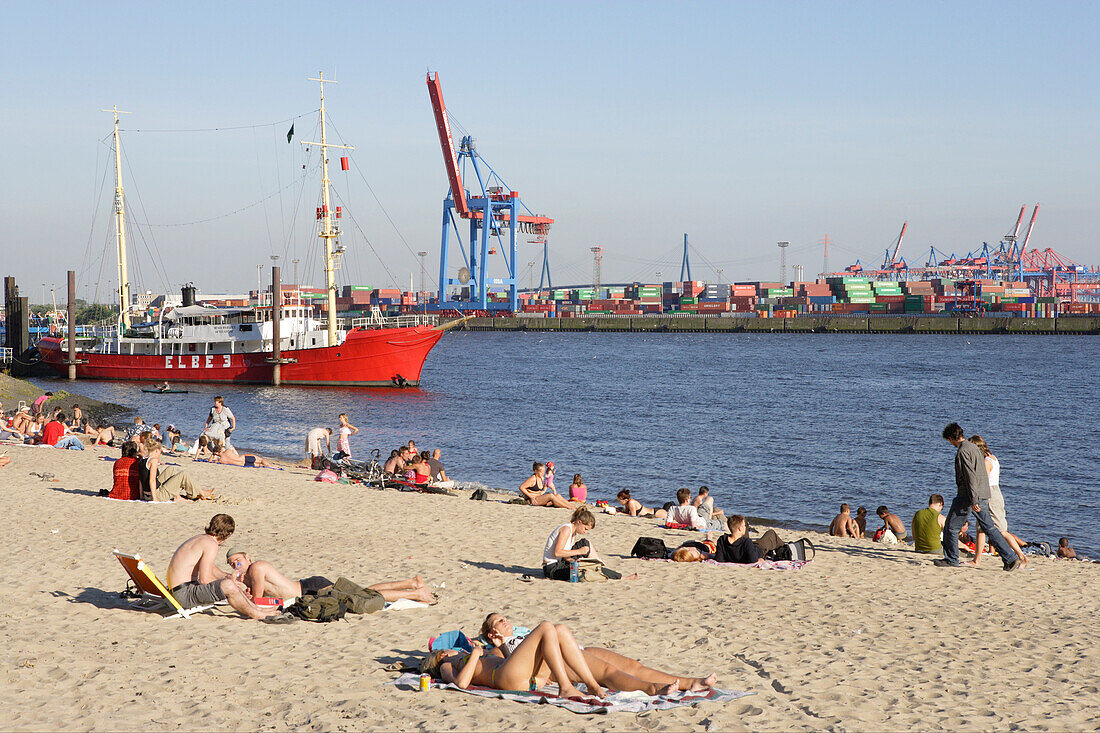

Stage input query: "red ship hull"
[{"left": 38, "top": 325, "right": 445, "bottom": 387}]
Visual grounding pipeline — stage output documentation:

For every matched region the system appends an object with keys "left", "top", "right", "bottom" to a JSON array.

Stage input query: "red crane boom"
[{"left": 426, "top": 72, "right": 469, "bottom": 218}]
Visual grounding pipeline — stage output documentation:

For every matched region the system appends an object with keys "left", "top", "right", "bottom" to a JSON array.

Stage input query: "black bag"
[
  {"left": 470, "top": 489, "right": 488, "bottom": 501},
  {"left": 286, "top": 594, "right": 347, "bottom": 622},
  {"left": 631, "top": 536, "right": 669, "bottom": 559},
  {"left": 767, "top": 544, "right": 792, "bottom": 561},
  {"left": 767, "top": 538, "right": 816, "bottom": 562}
]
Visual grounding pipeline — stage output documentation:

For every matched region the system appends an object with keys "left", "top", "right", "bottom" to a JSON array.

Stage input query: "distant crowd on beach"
[
  {"left": 826, "top": 423, "right": 1081, "bottom": 565},
  {"left": 5, "top": 393, "right": 1095, "bottom": 702}
]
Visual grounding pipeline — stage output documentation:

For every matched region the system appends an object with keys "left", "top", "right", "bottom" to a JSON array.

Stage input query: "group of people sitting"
[
  {"left": 1, "top": 398, "right": 106, "bottom": 449},
  {"left": 105, "top": 427, "right": 210, "bottom": 501},
  {"left": 379, "top": 441, "right": 455, "bottom": 489},
  {"left": 164, "top": 513, "right": 433, "bottom": 621}
]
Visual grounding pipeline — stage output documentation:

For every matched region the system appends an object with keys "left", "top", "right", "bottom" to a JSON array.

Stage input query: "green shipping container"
[{"left": 681, "top": 297, "right": 698, "bottom": 305}]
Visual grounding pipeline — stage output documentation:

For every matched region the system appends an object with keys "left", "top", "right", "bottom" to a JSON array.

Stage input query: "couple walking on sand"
[{"left": 935, "top": 422, "right": 1023, "bottom": 572}]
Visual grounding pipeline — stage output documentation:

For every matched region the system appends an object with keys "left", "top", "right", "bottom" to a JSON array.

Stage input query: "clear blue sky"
[{"left": 2, "top": 1, "right": 1097, "bottom": 301}]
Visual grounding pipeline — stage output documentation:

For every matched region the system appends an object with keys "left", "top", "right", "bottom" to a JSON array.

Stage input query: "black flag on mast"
[{"left": 286, "top": 123, "right": 295, "bottom": 143}]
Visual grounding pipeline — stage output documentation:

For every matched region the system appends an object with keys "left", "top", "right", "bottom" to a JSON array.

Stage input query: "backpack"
[
  {"left": 286, "top": 594, "right": 347, "bottom": 622},
  {"left": 469, "top": 489, "right": 488, "bottom": 501},
  {"left": 767, "top": 538, "right": 816, "bottom": 563},
  {"left": 328, "top": 577, "right": 385, "bottom": 614},
  {"left": 631, "top": 536, "right": 669, "bottom": 559}
]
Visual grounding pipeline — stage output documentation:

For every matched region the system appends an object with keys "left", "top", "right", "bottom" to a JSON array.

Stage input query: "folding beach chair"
[{"left": 112, "top": 550, "right": 218, "bottom": 620}]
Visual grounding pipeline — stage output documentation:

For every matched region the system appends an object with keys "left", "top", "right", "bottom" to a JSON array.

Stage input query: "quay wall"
[{"left": 455, "top": 316, "right": 1100, "bottom": 334}]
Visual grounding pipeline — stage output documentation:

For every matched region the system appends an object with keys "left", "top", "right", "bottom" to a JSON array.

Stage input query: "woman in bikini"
[
  {"left": 421, "top": 621, "right": 605, "bottom": 700},
  {"left": 616, "top": 489, "right": 666, "bottom": 519},
  {"left": 519, "top": 462, "right": 573, "bottom": 508},
  {"left": 479, "top": 614, "right": 717, "bottom": 694}
]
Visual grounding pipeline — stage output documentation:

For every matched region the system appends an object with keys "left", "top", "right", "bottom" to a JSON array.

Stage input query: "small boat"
[{"left": 141, "top": 388, "right": 190, "bottom": 394}]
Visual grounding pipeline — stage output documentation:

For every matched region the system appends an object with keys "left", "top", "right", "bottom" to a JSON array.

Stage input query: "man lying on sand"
[
  {"left": 210, "top": 439, "right": 270, "bottom": 467},
  {"left": 714, "top": 515, "right": 785, "bottom": 564},
  {"left": 478, "top": 613, "right": 717, "bottom": 694},
  {"left": 165, "top": 514, "right": 278, "bottom": 620},
  {"left": 224, "top": 548, "right": 434, "bottom": 603}
]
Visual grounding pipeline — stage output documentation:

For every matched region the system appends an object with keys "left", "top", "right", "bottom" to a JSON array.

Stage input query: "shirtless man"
[
  {"left": 224, "top": 549, "right": 434, "bottom": 603},
  {"left": 854, "top": 507, "right": 868, "bottom": 538},
  {"left": 829, "top": 503, "right": 860, "bottom": 537},
  {"left": 164, "top": 514, "right": 277, "bottom": 619},
  {"left": 692, "top": 486, "right": 724, "bottom": 522},
  {"left": 875, "top": 505, "right": 908, "bottom": 541},
  {"left": 210, "top": 440, "right": 270, "bottom": 468},
  {"left": 384, "top": 446, "right": 412, "bottom": 475}
]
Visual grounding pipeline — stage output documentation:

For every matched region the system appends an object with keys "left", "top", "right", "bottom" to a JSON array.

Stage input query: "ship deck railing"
[{"left": 342, "top": 314, "right": 438, "bottom": 330}]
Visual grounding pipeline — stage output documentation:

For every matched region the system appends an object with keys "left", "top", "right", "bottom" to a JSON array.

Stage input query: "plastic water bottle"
[{"left": 568, "top": 560, "right": 579, "bottom": 583}]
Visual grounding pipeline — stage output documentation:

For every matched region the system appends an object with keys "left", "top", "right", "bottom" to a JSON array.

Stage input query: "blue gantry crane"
[{"left": 426, "top": 73, "right": 553, "bottom": 312}]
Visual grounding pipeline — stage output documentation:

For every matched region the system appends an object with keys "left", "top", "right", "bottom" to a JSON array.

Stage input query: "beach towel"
[{"left": 390, "top": 673, "right": 752, "bottom": 715}]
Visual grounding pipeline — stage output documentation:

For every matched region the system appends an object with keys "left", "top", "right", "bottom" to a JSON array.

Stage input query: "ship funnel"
[{"left": 181, "top": 284, "right": 197, "bottom": 307}]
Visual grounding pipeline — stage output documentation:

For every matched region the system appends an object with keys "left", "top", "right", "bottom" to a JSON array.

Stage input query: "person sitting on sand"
[
  {"left": 912, "top": 494, "right": 946, "bottom": 553},
  {"left": 421, "top": 621, "right": 606, "bottom": 700},
  {"left": 105, "top": 442, "right": 141, "bottom": 500},
  {"left": 666, "top": 488, "right": 723, "bottom": 531},
  {"left": 427, "top": 448, "right": 450, "bottom": 483},
  {"left": 829, "top": 503, "right": 860, "bottom": 538},
  {"left": 124, "top": 416, "right": 147, "bottom": 444},
  {"left": 714, "top": 515, "right": 785, "bottom": 564},
  {"left": 568, "top": 473, "right": 588, "bottom": 503},
  {"left": 543, "top": 507, "right": 602, "bottom": 579},
  {"left": 405, "top": 454, "right": 432, "bottom": 485},
  {"left": 210, "top": 439, "right": 270, "bottom": 468},
  {"left": 670, "top": 533, "right": 719, "bottom": 562},
  {"left": 479, "top": 614, "right": 717, "bottom": 695},
  {"left": 520, "top": 462, "right": 574, "bottom": 509},
  {"left": 874, "top": 506, "right": 908, "bottom": 542},
  {"left": 616, "top": 489, "right": 665, "bottom": 518},
  {"left": 165, "top": 425, "right": 182, "bottom": 452},
  {"left": 854, "top": 506, "right": 868, "bottom": 537},
  {"left": 140, "top": 437, "right": 209, "bottom": 501},
  {"left": 384, "top": 446, "right": 412, "bottom": 475},
  {"left": 165, "top": 514, "right": 278, "bottom": 620},
  {"left": 692, "top": 486, "right": 724, "bottom": 523},
  {"left": 223, "top": 548, "right": 434, "bottom": 603},
  {"left": 1057, "top": 537, "right": 1076, "bottom": 560}
]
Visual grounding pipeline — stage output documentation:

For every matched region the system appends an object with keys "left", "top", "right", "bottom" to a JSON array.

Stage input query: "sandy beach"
[{"left": 1, "top": 442, "right": 1098, "bottom": 732}]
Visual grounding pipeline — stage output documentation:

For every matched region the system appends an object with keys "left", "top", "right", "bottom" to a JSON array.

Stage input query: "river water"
[{"left": 34, "top": 332, "right": 1100, "bottom": 556}]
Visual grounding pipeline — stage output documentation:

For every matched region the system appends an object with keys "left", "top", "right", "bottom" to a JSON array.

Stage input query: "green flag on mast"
[{"left": 286, "top": 123, "right": 295, "bottom": 143}]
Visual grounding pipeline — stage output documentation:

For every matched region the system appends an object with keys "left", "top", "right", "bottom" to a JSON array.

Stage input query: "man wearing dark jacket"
[
  {"left": 715, "top": 515, "right": 785, "bottom": 564},
  {"left": 936, "top": 422, "right": 1022, "bottom": 571}
]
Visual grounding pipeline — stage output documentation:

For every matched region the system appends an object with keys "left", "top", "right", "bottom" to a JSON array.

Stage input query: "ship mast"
[
  {"left": 302, "top": 73, "right": 354, "bottom": 347},
  {"left": 103, "top": 105, "right": 132, "bottom": 330}
]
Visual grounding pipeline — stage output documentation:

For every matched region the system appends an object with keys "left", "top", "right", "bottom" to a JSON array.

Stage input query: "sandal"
[{"left": 518, "top": 574, "right": 534, "bottom": 583}]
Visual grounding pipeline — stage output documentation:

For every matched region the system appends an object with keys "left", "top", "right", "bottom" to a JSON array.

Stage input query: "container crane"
[{"left": 426, "top": 72, "right": 553, "bottom": 312}]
